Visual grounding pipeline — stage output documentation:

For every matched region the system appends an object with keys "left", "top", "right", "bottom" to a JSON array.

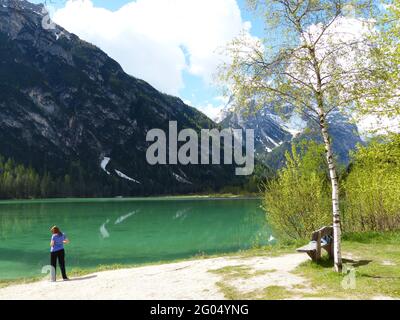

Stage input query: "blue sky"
[{"left": 31, "top": 0, "right": 265, "bottom": 120}]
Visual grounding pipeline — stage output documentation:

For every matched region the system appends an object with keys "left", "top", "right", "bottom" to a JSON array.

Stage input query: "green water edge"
[{"left": 0, "top": 194, "right": 261, "bottom": 206}]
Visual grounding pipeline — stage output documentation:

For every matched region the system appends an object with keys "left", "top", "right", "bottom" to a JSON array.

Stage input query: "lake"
[{"left": 0, "top": 198, "right": 272, "bottom": 280}]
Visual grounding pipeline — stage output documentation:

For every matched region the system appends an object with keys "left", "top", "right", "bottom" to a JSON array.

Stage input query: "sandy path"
[{"left": 0, "top": 254, "right": 309, "bottom": 300}]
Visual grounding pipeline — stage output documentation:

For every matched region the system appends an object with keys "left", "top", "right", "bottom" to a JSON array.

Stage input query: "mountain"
[
  {"left": 0, "top": 0, "right": 240, "bottom": 196},
  {"left": 221, "top": 103, "right": 363, "bottom": 169}
]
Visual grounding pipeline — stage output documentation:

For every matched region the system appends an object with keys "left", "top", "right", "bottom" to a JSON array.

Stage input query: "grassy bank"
[{"left": 212, "top": 231, "right": 400, "bottom": 299}]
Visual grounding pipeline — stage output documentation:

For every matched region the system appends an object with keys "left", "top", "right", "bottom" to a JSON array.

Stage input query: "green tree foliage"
[
  {"left": 243, "top": 163, "right": 274, "bottom": 193},
  {"left": 344, "top": 134, "right": 400, "bottom": 232},
  {"left": 263, "top": 141, "right": 331, "bottom": 240},
  {"left": 357, "top": 0, "right": 400, "bottom": 122},
  {"left": 0, "top": 155, "right": 87, "bottom": 199},
  {"left": 0, "top": 156, "right": 41, "bottom": 199}
]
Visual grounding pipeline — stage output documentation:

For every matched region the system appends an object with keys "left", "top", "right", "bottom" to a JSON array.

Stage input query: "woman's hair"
[{"left": 50, "top": 226, "right": 62, "bottom": 235}]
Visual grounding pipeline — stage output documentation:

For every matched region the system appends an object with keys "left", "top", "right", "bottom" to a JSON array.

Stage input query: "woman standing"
[{"left": 50, "top": 226, "right": 70, "bottom": 281}]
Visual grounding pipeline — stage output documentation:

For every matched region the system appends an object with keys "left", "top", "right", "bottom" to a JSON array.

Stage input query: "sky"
[
  {"left": 29, "top": 0, "right": 398, "bottom": 135},
  {"left": 31, "top": 0, "right": 266, "bottom": 121}
]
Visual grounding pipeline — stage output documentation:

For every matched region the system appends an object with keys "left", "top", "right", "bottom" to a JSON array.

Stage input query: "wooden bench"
[{"left": 296, "top": 226, "right": 334, "bottom": 262}]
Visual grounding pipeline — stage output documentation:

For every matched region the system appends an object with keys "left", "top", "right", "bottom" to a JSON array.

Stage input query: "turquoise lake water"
[{"left": 0, "top": 198, "right": 272, "bottom": 280}]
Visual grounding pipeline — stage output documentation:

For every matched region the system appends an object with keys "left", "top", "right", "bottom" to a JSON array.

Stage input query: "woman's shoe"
[{"left": 63, "top": 278, "right": 69, "bottom": 281}]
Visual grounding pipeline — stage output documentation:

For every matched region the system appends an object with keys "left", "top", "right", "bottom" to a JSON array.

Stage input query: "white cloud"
[
  {"left": 52, "top": 0, "right": 251, "bottom": 96},
  {"left": 190, "top": 94, "right": 233, "bottom": 122},
  {"left": 196, "top": 103, "right": 225, "bottom": 122},
  {"left": 357, "top": 115, "right": 400, "bottom": 139}
]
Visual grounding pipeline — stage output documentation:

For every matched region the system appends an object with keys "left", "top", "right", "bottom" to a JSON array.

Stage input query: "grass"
[
  {"left": 209, "top": 266, "right": 284, "bottom": 300},
  {"left": 208, "top": 232, "right": 400, "bottom": 300},
  {"left": 294, "top": 231, "right": 400, "bottom": 299},
  {"left": 0, "top": 276, "right": 44, "bottom": 289},
  {"left": 209, "top": 265, "right": 276, "bottom": 280},
  {"left": 213, "top": 281, "right": 292, "bottom": 300},
  {"left": 260, "top": 286, "right": 294, "bottom": 300},
  {"left": 212, "top": 281, "right": 292, "bottom": 300}
]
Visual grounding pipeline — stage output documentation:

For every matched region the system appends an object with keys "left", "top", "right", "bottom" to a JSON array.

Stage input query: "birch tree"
[{"left": 220, "top": 0, "right": 377, "bottom": 272}]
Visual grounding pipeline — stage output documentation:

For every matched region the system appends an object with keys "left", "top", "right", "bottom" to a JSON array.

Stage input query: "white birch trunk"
[{"left": 319, "top": 113, "right": 343, "bottom": 272}]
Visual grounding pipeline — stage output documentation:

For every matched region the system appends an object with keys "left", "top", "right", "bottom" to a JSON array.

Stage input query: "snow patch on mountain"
[
  {"left": 173, "top": 173, "right": 192, "bottom": 185},
  {"left": 268, "top": 113, "right": 307, "bottom": 137},
  {"left": 115, "top": 170, "right": 141, "bottom": 184},
  {"left": 101, "top": 157, "right": 111, "bottom": 175},
  {"left": 283, "top": 113, "right": 308, "bottom": 136}
]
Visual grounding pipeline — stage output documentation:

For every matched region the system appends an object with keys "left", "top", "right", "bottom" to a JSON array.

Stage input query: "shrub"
[
  {"left": 263, "top": 141, "right": 331, "bottom": 240},
  {"left": 343, "top": 134, "right": 400, "bottom": 232}
]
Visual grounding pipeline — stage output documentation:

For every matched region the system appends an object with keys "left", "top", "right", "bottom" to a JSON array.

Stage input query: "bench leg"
[
  {"left": 324, "top": 244, "right": 334, "bottom": 260},
  {"left": 307, "top": 251, "right": 317, "bottom": 262},
  {"left": 315, "top": 248, "right": 321, "bottom": 261}
]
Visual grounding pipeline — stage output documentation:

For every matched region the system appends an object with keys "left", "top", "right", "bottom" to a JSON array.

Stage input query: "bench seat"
[
  {"left": 297, "top": 241, "right": 318, "bottom": 252},
  {"left": 296, "top": 226, "right": 334, "bottom": 262}
]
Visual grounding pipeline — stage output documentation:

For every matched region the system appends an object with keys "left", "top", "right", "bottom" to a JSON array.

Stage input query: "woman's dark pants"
[{"left": 50, "top": 249, "right": 68, "bottom": 281}]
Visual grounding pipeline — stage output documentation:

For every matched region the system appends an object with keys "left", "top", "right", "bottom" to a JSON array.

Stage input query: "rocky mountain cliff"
[
  {"left": 0, "top": 0, "right": 239, "bottom": 196},
  {"left": 221, "top": 103, "right": 363, "bottom": 169}
]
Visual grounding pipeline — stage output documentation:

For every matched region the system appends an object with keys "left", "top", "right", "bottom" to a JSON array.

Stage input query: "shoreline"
[
  {"left": 1, "top": 232, "right": 399, "bottom": 299},
  {"left": 0, "top": 249, "right": 310, "bottom": 300},
  {"left": 0, "top": 245, "right": 292, "bottom": 289},
  {"left": 0, "top": 194, "right": 262, "bottom": 205}
]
